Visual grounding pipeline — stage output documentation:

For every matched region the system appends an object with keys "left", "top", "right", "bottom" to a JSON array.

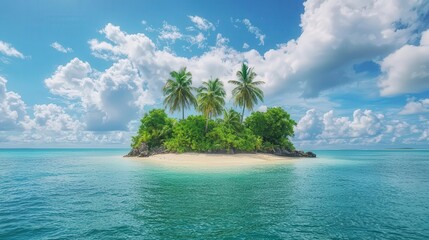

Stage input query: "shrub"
[
  {"left": 131, "top": 109, "right": 174, "bottom": 149},
  {"left": 164, "top": 115, "right": 213, "bottom": 152},
  {"left": 245, "top": 107, "right": 296, "bottom": 150}
]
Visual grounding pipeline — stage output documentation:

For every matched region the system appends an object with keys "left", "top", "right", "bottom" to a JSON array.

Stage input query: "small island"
[{"left": 125, "top": 63, "right": 315, "bottom": 161}]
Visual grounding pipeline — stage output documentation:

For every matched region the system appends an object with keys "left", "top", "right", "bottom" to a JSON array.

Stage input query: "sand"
[{"left": 130, "top": 153, "right": 298, "bottom": 171}]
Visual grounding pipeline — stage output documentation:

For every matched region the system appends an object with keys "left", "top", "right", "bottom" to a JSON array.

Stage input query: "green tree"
[
  {"left": 197, "top": 78, "right": 226, "bottom": 131},
  {"left": 164, "top": 115, "right": 213, "bottom": 152},
  {"left": 229, "top": 63, "right": 265, "bottom": 122},
  {"left": 245, "top": 107, "right": 296, "bottom": 151},
  {"left": 131, "top": 109, "right": 174, "bottom": 149},
  {"left": 223, "top": 108, "right": 242, "bottom": 131},
  {"left": 163, "top": 67, "right": 197, "bottom": 120}
]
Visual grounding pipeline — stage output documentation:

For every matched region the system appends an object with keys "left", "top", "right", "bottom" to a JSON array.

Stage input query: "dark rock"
[
  {"left": 271, "top": 149, "right": 316, "bottom": 158},
  {"left": 305, "top": 151, "right": 316, "bottom": 158},
  {"left": 124, "top": 142, "right": 149, "bottom": 157},
  {"left": 124, "top": 142, "right": 169, "bottom": 157},
  {"left": 151, "top": 146, "right": 168, "bottom": 155},
  {"left": 124, "top": 148, "right": 139, "bottom": 157}
]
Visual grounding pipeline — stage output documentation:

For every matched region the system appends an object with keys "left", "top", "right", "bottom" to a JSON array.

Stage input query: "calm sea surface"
[{"left": 1, "top": 149, "right": 428, "bottom": 239}]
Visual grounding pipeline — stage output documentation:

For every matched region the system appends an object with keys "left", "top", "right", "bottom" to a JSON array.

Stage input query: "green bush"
[
  {"left": 131, "top": 109, "right": 174, "bottom": 149},
  {"left": 245, "top": 107, "right": 296, "bottom": 151},
  {"left": 164, "top": 115, "right": 213, "bottom": 152},
  {"left": 208, "top": 123, "right": 262, "bottom": 152}
]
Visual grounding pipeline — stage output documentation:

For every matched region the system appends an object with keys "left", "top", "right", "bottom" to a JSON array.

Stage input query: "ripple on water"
[{"left": 1, "top": 149, "right": 429, "bottom": 239}]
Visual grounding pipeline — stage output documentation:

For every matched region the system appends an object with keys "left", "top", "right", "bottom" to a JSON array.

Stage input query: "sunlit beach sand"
[{"left": 130, "top": 153, "right": 298, "bottom": 171}]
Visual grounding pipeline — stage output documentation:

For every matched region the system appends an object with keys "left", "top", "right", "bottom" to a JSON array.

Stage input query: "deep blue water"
[{"left": 1, "top": 149, "right": 428, "bottom": 239}]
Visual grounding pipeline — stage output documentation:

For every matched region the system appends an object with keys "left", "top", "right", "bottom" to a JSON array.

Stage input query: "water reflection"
[{"left": 132, "top": 166, "right": 297, "bottom": 238}]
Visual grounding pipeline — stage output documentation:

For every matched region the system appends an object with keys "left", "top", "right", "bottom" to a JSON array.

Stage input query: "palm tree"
[
  {"left": 223, "top": 108, "right": 241, "bottom": 131},
  {"left": 163, "top": 67, "right": 197, "bottom": 120},
  {"left": 229, "top": 63, "right": 264, "bottom": 123},
  {"left": 197, "top": 78, "right": 226, "bottom": 131}
]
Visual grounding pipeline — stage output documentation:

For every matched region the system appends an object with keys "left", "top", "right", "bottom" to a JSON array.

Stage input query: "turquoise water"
[{"left": 1, "top": 149, "right": 428, "bottom": 239}]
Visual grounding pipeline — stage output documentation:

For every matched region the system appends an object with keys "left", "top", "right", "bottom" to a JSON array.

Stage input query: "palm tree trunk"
[
  {"left": 182, "top": 107, "right": 184, "bottom": 120},
  {"left": 205, "top": 112, "right": 211, "bottom": 132},
  {"left": 241, "top": 105, "right": 245, "bottom": 123}
]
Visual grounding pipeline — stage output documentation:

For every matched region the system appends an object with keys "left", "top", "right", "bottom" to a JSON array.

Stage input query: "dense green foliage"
[
  {"left": 131, "top": 64, "right": 297, "bottom": 153},
  {"left": 245, "top": 107, "right": 297, "bottom": 151},
  {"left": 164, "top": 115, "right": 213, "bottom": 152},
  {"left": 132, "top": 107, "right": 295, "bottom": 153},
  {"left": 222, "top": 109, "right": 242, "bottom": 131},
  {"left": 131, "top": 109, "right": 174, "bottom": 149}
]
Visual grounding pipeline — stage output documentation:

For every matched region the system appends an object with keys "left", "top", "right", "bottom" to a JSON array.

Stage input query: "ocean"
[{"left": 1, "top": 149, "right": 428, "bottom": 239}]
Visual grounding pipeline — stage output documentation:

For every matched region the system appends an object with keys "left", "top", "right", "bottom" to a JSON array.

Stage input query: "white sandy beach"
[{"left": 130, "top": 153, "right": 298, "bottom": 171}]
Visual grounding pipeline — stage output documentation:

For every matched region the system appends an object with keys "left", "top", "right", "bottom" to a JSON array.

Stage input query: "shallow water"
[{"left": 1, "top": 149, "right": 428, "bottom": 239}]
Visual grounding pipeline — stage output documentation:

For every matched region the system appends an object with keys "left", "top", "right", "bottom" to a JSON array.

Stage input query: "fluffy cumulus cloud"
[
  {"left": 220, "top": 0, "right": 429, "bottom": 99},
  {"left": 379, "top": 29, "right": 429, "bottom": 96},
  {"left": 279, "top": 0, "right": 427, "bottom": 97},
  {"left": 0, "top": 40, "right": 24, "bottom": 58},
  {"left": 0, "top": 76, "right": 27, "bottom": 130},
  {"left": 296, "top": 109, "right": 384, "bottom": 141},
  {"left": 295, "top": 109, "right": 323, "bottom": 140},
  {"left": 24, "top": 104, "right": 82, "bottom": 132},
  {"left": 50, "top": 42, "right": 73, "bottom": 53},
  {"left": 188, "top": 15, "right": 215, "bottom": 31},
  {"left": 400, "top": 98, "right": 429, "bottom": 115},
  {"left": 294, "top": 108, "right": 426, "bottom": 147},
  {"left": 45, "top": 56, "right": 154, "bottom": 131}
]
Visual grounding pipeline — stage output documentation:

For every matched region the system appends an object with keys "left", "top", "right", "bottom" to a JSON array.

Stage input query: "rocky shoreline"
[{"left": 125, "top": 142, "right": 316, "bottom": 158}]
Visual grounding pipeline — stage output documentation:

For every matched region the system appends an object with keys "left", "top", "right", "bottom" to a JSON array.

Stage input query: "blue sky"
[{"left": 1, "top": 0, "right": 429, "bottom": 149}]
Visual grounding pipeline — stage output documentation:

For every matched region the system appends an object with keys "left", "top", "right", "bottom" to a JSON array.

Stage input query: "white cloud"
[
  {"left": 419, "top": 129, "right": 429, "bottom": 141},
  {"left": 242, "top": 18, "right": 265, "bottom": 45},
  {"left": 23, "top": 104, "right": 82, "bottom": 132},
  {"left": 242, "top": 43, "right": 249, "bottom": 49},
  {"left": 45, "top": 58, "right": 96, "bottom": 102},
  {"left": 295, "top": 109, "right": 385, "bottom": 145},
  {"left": 295, "top": 109, "right": 323, "bottom": 140},
  {"left": 400, "top": 98, "right": 429, "bottom": 115},
  {"left": 215, "top": 33, "right": 229, "bottom": 47},
  {"left": 257, "top": 105, "right": 268, "bottom": 112},
  {"left": 89, "top": 23, "right": 156, "bottom": 60},
  {"left": 188, "top": 15, "right": 215, "bottom": 31},
  {"left": 293, "top": 107, "right": 429, "bottom": 148},
  {"left": 282, "top": 0, "right": 426, "bottom": 97},
  {"left": 45, "top": 56, "right": 154, "bottom": 131},
  {"left": 188, "top": 32, "right": 206, "bottom": 48},
  {"left": 0, "top": 76, "right": 27, "bottom": 130},
  {"left": 159, "top": 22, "right": 183, "bottom": 42},
  {"left": 379, "top": 29, "right": 429, "bottom": 96},
  {"left": 50, "top": 42, "right": 73, "bottom": 53},
  {"left": 0, "top": 40, "right": 24, "bottom": 58}
]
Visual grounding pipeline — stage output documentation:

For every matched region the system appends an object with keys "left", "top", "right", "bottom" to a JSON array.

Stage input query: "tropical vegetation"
[
  {"left": 229, "top": 63, "right": 264, "bottom": 123},
  {"left": 163, "top": 67, "right": 197, "bottom": 119},
  {"left": 131, "top": 63, "right": 297, "bottom": 154}
]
